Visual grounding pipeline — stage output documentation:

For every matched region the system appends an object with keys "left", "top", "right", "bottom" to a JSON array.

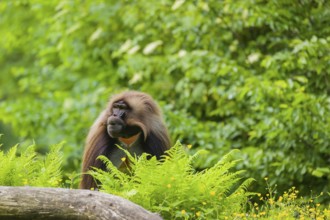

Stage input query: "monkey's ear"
[{"left": 144, "top": 130, "right": 170, "bottom": 159}]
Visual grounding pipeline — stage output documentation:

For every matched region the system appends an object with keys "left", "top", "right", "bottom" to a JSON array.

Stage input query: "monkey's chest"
[{"left": 108, "top": 138, "right": 144, "bottom": 171}]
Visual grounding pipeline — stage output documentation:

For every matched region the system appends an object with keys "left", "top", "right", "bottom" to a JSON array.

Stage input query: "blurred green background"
[{"left": 0, "top": 0, "right": 329, "bottom": 199}]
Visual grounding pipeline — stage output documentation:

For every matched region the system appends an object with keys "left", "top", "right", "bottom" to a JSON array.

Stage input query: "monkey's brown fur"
[{"left": 80, "top": 91, "right": 171, "bottom": 189}]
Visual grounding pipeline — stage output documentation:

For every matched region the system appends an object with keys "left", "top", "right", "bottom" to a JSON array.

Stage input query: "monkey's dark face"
[{"left": 107, "top": 100, "right": 141, "bottom": 138}]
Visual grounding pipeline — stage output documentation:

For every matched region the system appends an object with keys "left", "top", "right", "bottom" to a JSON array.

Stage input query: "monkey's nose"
[{"left": 107, "top": 116, "right": 124, "bottom": 127}]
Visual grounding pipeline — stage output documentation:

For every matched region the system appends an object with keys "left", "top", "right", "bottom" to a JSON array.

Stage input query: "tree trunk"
[{"left": 0, "top": 186, "right": 162, "bottom": 220}]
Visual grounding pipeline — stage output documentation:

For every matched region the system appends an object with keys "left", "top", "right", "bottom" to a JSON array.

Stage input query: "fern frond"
[
  {"left": 97, "top": 155, "right": 130, "bottom": 183},
  {"left": 91, "top": 142, "right": 253, "bottom": 219},
  {"left": 33, "top": 142, "right": 63, "bottom": 187},
  {"left": 0, "top": 142, "right": 63, "bottom": 187}
]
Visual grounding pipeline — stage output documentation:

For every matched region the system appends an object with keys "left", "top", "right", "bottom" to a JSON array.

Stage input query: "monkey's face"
[{"left": 107, "top": 100, "right": 141, "bottom": 138}]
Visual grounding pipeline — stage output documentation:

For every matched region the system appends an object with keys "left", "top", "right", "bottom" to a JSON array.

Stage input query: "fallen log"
[{"left": 0, "top": 186, "right": 162, "bottom": 220}]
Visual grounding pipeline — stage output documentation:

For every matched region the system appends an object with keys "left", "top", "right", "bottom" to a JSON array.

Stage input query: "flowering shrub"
[{"left": 245, "top": 179, "right": 330, "bottom": 220}]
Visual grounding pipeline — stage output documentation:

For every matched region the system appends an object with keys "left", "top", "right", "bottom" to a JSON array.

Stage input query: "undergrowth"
[
  {"left": 243, "top": 179, "right": 330, "bottom": 220},
  {"left": 0, "top": 143, "right": 63, "bottom": 187},
  {"left": 1, "top": 141, "right": 328, "bottom": 219},
  {"left": 91, "top": 142, "right": 254, "bottom": 219}
]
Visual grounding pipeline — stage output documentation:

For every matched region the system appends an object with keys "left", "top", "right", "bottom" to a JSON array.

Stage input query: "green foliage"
[
  {"left": 0, "top": 143, "right": 63, "bottom": 187},
  {"left": 0, "top": 142, "right": 328, "bottom": 219},
  {"left": 91, "top": 142, "right": 254, "bottom": 219},
  {"left": 246, "top": 182, "right": 330, "bottom": 219},
  {"left": 0, "top": 0, "right": 329, "bottom": 200}
]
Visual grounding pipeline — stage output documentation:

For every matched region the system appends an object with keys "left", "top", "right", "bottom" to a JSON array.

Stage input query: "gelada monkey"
[{"left": 80, "top": 91, "right": 171, "bottom": 189}]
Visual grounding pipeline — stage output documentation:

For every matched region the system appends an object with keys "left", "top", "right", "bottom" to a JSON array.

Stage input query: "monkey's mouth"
[
  {"left": 107, "top": 123, "right": 142, "bottom": 139},
  {"left": 107, "top": 124, "right": 124, "bottom": 138},
  {"left": 107, "top": 116, "right": 125, "bottom": 138}
]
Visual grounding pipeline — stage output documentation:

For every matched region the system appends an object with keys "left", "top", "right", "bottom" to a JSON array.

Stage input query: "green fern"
[
  {"left": 0, "top": 143, "right": 63, "bottom": 187},
  {"left": 91, "top": 142, "right": 254, "bottom": 219}
]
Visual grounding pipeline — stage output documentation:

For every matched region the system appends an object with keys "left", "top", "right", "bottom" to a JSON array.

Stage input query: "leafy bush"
[
  {"left": 90, "top": 142, "right": 254, "bottom": 219},
  {"left": 0, "top": 142, "right": 63, "bottom": 187},
  {"left": 0, "top": 141, "right": 328, "bottom": 219},
  {"left": 0, "top": 0, "right": 329, "bottom": 200}
]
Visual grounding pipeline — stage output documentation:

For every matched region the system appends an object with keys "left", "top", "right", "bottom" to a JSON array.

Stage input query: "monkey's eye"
[{"left": 113, "top": 103, "right": 128, "bottom": 110}]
